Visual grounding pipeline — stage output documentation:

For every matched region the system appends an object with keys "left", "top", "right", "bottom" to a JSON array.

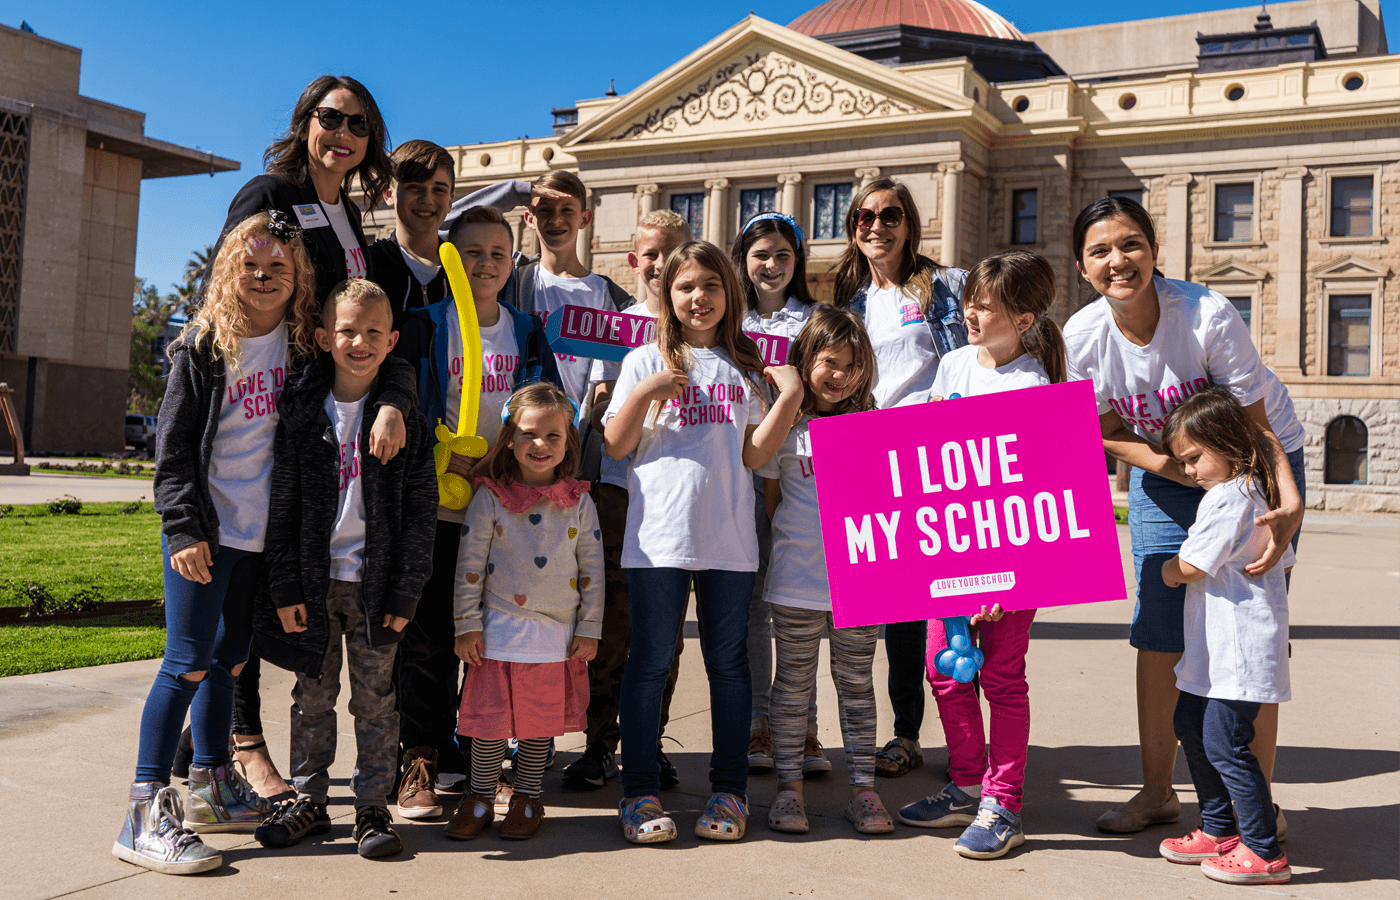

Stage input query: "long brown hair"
[
  {"left": 263, "top": 75, "right": 392, "bottom": 208},
  {"left": 483, "top": 382, "right": 581, "bottom": 488},
  {"left": 1161, "top": 387, "right": 1281, "bottom": 509},
  {"left": 175, "top": 213, "right": 318, "bottom": 375},
  {"left": 788, "top": 305, "right": 876, "bottom": 418},
  {"left": 831, "top": 177, "right": 943, "bottom": 312},
  {"left": 962, "top": 250, "right": 1066, "bottom": 383},
  {"left": 656, "top": 242, "right": 768, "bottom": 380}
]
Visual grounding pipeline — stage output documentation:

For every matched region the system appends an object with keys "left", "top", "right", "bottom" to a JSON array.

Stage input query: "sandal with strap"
[
  {"left": 767, "top": 790, "right": 809, "bottom": 834},
  {"left": 844, "top": 790, "right": 895, "bottom": 834},
  {"left": 874, "top": 737, "right": 923, "bottom": 779}
]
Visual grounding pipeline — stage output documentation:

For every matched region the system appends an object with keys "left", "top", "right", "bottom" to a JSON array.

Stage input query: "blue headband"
[{"left": 743, "top": 212, "right": 803, "bottom": 248}]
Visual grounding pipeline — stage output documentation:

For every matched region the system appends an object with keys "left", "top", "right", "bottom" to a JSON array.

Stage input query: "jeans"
[
  {"left": 927, "top": 611, "right": 1035, "bottom": 812},
  {"left": 1174, "top": 691, "right": 1280, "bottom": 859},
  {"left": 135, "top": 537, "right": 263, "bottom": 784},
  {"left": 620, "top": 567, "right": 753, "bottom": 799},
  {"left": 885, "top": 619, "right": 928, "bottom": 740}
]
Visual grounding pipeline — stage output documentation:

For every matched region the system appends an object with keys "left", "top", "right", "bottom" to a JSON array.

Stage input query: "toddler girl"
[
  {"left": 603, "top": 241, "right": 803, "bottom": 843},
  {"left": 729, "top": 212, "right": 825, "bottom": 774},
  {"left": 446, "top": 382, "right": 604, "bottom": 840},
  {"left": 761, "top": 306, "right": 893, "bottom": 834},
  {"left": 1156, "top": 387, "right": 1293, "bottom": 885},
  {"left": 896, "top": 250, "right": 1064, "bottom": 859}
]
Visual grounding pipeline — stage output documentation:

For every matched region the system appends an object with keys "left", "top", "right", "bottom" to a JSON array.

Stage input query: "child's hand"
[
  {"left": 382, "top": 614, "right": 409, "bottom": 633},
  {"left": 569, "top": 636, "right": 599, "bottom": 662},
  {"left": 764, "top": 364, "right": 804, "bottom": 398},
  {"left": 638, "top": 369, "right": 689, "bottom": 404},
  {"left": 455, "top": 631, "right": 484, "bottom": 666},
  {"left": 927, "top": 395, "right": 945, "bottom": 402},
  {"left": 277, "top": 604, "right": 309, "bottom": 633},
  {"left": 1161, "top": 557, "right": 1182, "bottom": 588},
  {"left": 970, "top": 603, "right": 1005, "bottom": 624},
  {"left": 370, "top": 405, "right": 406, "bottom": 463},
  {"left": 170, "top": 541, "right": 213, "bottom": 584}
]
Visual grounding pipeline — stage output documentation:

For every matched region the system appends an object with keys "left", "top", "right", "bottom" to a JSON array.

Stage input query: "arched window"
[{"left": 1325, "top": 416, "right": 1368, "bottom": 485}]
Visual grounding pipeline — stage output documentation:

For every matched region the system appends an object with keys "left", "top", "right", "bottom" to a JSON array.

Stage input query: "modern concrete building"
[
  {"left": 0, "top": 23, "right": 237, "bottom": 455},
  {"left": 391, "top": 0, "right": 1397, "bottom": 512}
]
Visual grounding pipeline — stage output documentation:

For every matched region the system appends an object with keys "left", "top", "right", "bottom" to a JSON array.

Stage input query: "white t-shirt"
[
  {"left": 592, "top": 304, "right": 659, "bottom": 489},
  {"left": 1064, "top": 277, "right": 1304, "bottom": 452},
  {"left": 440, "top": 307, "right": 518, "bottom": 524},
  {"left": 743, "top": 296, "right": 812, "bottom": 339},
  {"left": 604, "top": 343, "right": 766, "bottom": 570},
  {"left": 319, "top": 198, "right": 368, "bottom": 280},
  {"left": 533, "top": 268, "right": 620, "bottom": 404},
  {"left": 1175, "top": 475, "right": 1293, "bottom": 703},
  {"left": 325, "top": 393, "right": 368, "bottom": 582},
  {"left": 927, "top": 344, "right": 1050, "bottom": 400},
  {"left": 758, "top": 416, "right": 831, "bottom": 610},
  {"left": 208, "top": 323, "right": 288, "bottom": 552},
  {"left": 863, "top": 285, "right": 939, "bottom": 409},
  {"left": 399, "top": 244, "right": 439, "bottom": 286}
]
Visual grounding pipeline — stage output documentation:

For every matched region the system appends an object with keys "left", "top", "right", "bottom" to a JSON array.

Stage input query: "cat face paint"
[{"left": 239, "top": 238, "right": 295, "bottom": 316}]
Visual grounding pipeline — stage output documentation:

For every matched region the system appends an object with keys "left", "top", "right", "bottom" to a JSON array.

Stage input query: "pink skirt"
[{"left": 457, "top": 657, "right": 589, "bottom": 740}]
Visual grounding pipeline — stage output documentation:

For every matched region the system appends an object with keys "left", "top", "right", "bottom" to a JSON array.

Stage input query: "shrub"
[{"left": 47, "top": 495, "right": 83, "bottom": 516}]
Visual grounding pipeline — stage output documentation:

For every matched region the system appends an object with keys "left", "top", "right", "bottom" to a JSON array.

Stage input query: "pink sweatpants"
[{"left": 926, "top": 610, "right": 1035, "bottom": 812}]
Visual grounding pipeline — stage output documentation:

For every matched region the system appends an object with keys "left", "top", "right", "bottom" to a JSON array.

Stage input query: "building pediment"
[
  {"left": 1194, "top": 258, "right": 1269, "bottom": 281},
  {"left": 561, "top": 15, "right": 972, "bottom": 150},
  {"left": 1309, "top": 255, "right": 1391, "bottom": 279}
]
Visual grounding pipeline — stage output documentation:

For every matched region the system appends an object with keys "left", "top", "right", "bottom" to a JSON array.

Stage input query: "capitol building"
[{"left": 393, "top": 0, "right": 1398, "bottom": 512}]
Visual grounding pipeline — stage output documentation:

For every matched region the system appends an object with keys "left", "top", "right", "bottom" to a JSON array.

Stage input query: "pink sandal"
[
  {"left": 845, "top": 790, "right": 895, "bottom": 834},
  {"left": 767, "top": 790, "right": 809, "bottom": 834}
]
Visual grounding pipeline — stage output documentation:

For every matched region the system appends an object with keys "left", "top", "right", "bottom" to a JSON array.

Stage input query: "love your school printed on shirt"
[
  {"left": 1104, "top": 375, "right": 1211, "bottom": 436},
  {"left": 225, "top": 365, "right": 286, "bottom": 420},
  {"left": 665, "top": 382, "right": 749, "bottom": 428}
]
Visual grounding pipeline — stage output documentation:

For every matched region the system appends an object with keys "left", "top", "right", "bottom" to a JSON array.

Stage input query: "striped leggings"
[
  {"left": 769, "top": 604, "right": 879, "bottom": 787},
  {"left": 471, "top": 737, "right": 550, "bottom": 798}
]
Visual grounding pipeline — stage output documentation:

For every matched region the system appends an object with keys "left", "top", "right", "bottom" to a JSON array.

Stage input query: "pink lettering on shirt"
[
  {"left": 665, "top": 382, "right": 746, "bottom": 429},
  {"left": 227, "top": 365, "right": 286, "bottom": 421},
  {"left": 337, "top": 434, "right": 361, "bottom": 492}
]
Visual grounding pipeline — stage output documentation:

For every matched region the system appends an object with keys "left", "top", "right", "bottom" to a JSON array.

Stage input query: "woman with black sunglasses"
[
  {"left": 830, "top": 176, "right": 969, "bottom": 786},
  {"left": 175, "top": 75, "right": 400, "bottom": 805}
]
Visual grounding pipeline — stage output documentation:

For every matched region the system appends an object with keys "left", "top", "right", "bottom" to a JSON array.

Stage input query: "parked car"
[{"left": 124, "top": 414, "right": 157, "bottom": 454}]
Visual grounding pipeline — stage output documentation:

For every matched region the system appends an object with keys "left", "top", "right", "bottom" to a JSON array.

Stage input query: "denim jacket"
[{"left": 847, "top": 263, "right": 970, "bottom": 360}]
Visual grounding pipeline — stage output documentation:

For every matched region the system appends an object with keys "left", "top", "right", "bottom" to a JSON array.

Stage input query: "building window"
[
  {"left": 1108, "top": 188, "right": 1143, "bottom": 206},
  {"left": 1325, "top": 416, "right": 1368, "bottom": 484},
  {"left": 1011, "top": 189, "right": 1038, "bottom": 244},
  {"left": 1330, "top": 176, "right": 1373, "bottom": 237},
  {"left": 1327, "top": 294, "right": 1371, "bottom": 376},
  {"left": 739, "top": 188, "right": 778, "bottom": 226},
  {"left": 669, "top": 192, "right": 704, "bottom": 239},
  {"left": 1213, "top": 183, "right": 1254, "bottom": 241},
  {"left": 814, "top": 183, "right": 854, "bottom": 240},
  {"left": 1226, "top": 296, "right": 1251, "bottom": 331}
]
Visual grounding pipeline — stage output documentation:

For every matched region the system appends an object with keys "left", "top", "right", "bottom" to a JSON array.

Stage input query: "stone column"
[
  {"left": 938, "top": 161, "right": 965, "bottom": 268},
  {"left": 636, "top": 183, "right": 659, "bottom": 219},
  {"left": 1162, "top": 174, "right": 1194, "bottom": 281},
  {"left": 705, "top": 178, "right": 730, "bottom": 245},
  {"left": 855, "top": 167, "right": 881, "bottom": 189},
  {"left": 778, "top": 173, "right": 803, "bottom": 218},
  {"left": 576, "top": 188, "right": 595, "bottom": 269},
  {"left": 1274, "top": 167, "right": 1308, "bottom": 376}
]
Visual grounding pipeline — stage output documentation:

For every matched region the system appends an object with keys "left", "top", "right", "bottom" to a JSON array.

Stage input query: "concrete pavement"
[{"left": 0, "top": 516, "right": 1395, "bottom": 899}]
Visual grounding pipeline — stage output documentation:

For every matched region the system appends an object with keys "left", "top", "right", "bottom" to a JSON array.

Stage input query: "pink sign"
[
  {"left": 808, "top": 380, "right": 1126, "bottom": 627},
  {"left": 544, "top": 304, "right": 789, "bottom": 365}
]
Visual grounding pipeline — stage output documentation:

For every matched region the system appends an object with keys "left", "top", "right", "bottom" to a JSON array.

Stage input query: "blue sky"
[{"left": 3, "top": 0, "right": 1393, "bottom": 294}]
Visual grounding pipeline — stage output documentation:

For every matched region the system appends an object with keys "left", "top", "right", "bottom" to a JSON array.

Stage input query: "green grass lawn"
[
  {"left": 33, "top": 461, "right": 156, "bottom": 479},
  {"left": 0, "top": 608, "right": 167, "bottom": 677}
]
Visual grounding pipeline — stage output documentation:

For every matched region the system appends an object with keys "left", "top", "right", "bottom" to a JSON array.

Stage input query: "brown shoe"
[
  {"left": 397, "top": 747, "right": 442, "bottom": 819},
  {"left": 498, "top": 794, "right": 545, "bottom": 840},
  {"left": 443, "top": 794, "right": 494, "bottom": 840},
  {"left": 494, "top": 778, "right": 514, "bottom": 816}
]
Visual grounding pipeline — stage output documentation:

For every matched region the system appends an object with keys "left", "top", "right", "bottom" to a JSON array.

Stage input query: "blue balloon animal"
[{"left": 933, "top": 616, "right": 984, "bottom": 684}]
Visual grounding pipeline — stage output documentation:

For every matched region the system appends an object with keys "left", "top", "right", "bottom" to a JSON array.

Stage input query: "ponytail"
[{"left": 1020, "top": 315, "right": 1067, "bottom": 384}]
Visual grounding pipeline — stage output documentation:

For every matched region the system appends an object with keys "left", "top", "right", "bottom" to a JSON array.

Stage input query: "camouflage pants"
[
  {"left": 291, "top": 579, "right": 399, "bottom": 809},
  {"left": 586, "top": 483, "right": 685, "bottom": 752}
]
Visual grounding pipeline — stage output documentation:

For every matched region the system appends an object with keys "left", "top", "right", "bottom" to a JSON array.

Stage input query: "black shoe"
[
  {"left": 657, "top": 744, "right": 680, "bottom": 791},
  {"left": 354, "top": 806, "right": 402, "bottom": 859},
  {"left": 255, "top": 798, "right": 330, "bottom": 849},
  {"left": 561, "top": 743, "right": 616, "bottom": 791},
  {"left": 172, "top": 726, "right": 194, "bottom": 780},
  {"left": 435, "top": 772, "right": 468, "bottom": 795}
]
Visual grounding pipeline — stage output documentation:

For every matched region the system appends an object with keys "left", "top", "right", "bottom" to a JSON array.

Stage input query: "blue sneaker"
[
  {"left": 954, "top": 799, "right": 1025, "bottom": 859},
  {"left": 897, "top": 781, "right": 979, "bottom": 828}
]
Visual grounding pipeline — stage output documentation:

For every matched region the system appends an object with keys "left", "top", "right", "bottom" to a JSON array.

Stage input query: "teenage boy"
[
  {"left": 561, "top": 210, "right": 692, "bottom": 791},
  {"left": 252, "top": 280, "right": 436, "bottom": 858},
  {"left": 391, "top": 206, "right": 563, "bottom": 818}
]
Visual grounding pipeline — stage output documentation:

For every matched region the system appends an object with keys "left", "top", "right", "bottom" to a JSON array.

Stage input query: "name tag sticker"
[{"left": 292, "top": 203, "right": 329, "bottom": 229}]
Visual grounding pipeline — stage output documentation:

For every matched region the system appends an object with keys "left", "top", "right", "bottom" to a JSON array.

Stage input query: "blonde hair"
[
  {"left": 176, "top": 213, "right": 318, "bottom": 375},
  {"left": 485, "top": 382, "right": 581, "bottom": 488},
  {"left": 637, "top": 209, "right": 691, "bottom": 245},
  {"left": 322, "top": 279, "right": 393, "bottom": 328}
]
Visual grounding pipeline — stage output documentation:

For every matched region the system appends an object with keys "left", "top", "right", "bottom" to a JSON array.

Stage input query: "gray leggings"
[
  {"left": 769, "top": 604, "right": 879, "bottom": 787},
  {"left": 750, "top": 478, "right": 817, "bottom": 728}
]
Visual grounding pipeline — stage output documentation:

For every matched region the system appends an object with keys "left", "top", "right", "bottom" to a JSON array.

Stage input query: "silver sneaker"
[
  {"left": 184, "top": 763, "right": 274, "bottom": 833},
  {"left": 112, "top": 782, "right": 221, "bottom": 874}
]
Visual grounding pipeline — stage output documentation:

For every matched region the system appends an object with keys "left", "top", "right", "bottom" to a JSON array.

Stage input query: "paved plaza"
[{"left": 0, "top": 490, "right": 1395, "bottom": 899}]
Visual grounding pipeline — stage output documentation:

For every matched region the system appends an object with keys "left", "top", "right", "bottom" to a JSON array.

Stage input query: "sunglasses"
[
  {"left": 853, "top": 206, "right": 905, "bottom": 230},
  {"left": 312, "top": 107, "right": 371, "bottom": 138}
]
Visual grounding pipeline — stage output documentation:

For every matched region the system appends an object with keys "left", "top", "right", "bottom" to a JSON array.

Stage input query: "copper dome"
[{"left": 789, "top": 0, "right": 1025, "bottom": 41}]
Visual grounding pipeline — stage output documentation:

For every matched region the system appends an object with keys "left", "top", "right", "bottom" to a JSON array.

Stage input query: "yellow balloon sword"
[{"left": 434, "top": 242, "right": 490, "bottom": 509}]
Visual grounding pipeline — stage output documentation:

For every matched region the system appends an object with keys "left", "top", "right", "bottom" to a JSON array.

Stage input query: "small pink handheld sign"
[
  {"left": 808, "top": 379, "right": 1126, "bottom": 629},
  {"left": 544, "top": 303, "right": 789, "bottom": 365}
]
